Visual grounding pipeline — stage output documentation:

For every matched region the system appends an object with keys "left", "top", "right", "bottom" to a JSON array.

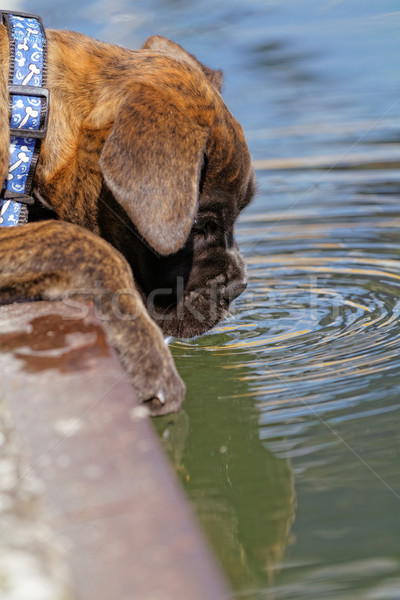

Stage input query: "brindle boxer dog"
[{"left": 0, "top": 26, "right": 255, "bottom": 415}]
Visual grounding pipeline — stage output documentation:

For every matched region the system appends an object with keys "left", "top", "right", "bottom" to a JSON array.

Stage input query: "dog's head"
[{"left": 99, "top": 36, "right": 255, "bottom": 337}]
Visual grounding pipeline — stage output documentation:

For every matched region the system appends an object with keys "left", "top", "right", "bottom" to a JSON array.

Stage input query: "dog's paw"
[
  {"left": 143, "top": 375, "right": 186, "bottom": 417},
  {"left": 117, "top": 326, "right": 185, "bottom": 417},
  {"left": 142, "top": 359, "right": 186, "bottom": 417}
]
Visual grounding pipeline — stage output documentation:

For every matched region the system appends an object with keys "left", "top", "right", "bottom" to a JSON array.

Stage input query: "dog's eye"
[{"left": 192, "top": 217, "right": 217, "bottom": 238}]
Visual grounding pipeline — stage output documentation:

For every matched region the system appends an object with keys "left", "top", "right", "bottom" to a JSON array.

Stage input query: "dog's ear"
[
  {"left": 100, "top": 82, "right": 209, "bottom": 255},
  {"left": 142, "top": 35, "right": 224, "bottom": 93}
]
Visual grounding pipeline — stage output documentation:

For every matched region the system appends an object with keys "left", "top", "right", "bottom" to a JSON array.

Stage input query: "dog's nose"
[{"left": 223, "top": 280, "right": 247, "bottom": 302}]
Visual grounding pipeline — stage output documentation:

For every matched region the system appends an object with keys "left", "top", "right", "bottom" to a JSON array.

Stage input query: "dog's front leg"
[{"left": 0, "top": 220, "right": 185, "bottom": 415}]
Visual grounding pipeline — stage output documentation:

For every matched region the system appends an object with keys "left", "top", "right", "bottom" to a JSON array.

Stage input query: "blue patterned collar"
[{"left": 0, "top": 11, "right": 49, "bottom": 227}]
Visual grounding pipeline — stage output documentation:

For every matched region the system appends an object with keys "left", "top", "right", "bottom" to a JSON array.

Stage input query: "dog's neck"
[{"left": 0, "top": 16, "right": 129, "bottom": 228}]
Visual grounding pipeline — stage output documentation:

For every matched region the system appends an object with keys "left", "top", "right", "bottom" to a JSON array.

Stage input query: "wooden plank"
[{"left": 0, "top": 301, "right": 230, "bottom": 600}]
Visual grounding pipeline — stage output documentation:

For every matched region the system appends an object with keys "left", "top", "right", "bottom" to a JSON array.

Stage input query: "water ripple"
[{"left": 172, "top": 175, "right": 400, "bottom": 445}]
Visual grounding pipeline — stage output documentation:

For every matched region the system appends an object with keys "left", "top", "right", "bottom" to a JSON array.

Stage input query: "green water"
[
  {"left": 13, "top": 0, "right": 400, "bottom": 596},
  {"left": 161, "top": 164, "right": 400, "bottom": 598}
]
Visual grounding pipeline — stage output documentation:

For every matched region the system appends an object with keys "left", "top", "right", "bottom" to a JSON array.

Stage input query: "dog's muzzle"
[{"left": 222, "top": 279, "right": 247, "bottom": 303}]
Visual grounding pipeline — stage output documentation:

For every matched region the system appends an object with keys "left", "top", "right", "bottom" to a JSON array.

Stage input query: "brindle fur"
[{"left": 0, "top": 26, "right": 255, "bottom": 415}]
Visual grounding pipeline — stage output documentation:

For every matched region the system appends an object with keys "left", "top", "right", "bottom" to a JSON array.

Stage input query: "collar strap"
[{"left": 0, "top": 11, "right": 49, "bottom": 227}]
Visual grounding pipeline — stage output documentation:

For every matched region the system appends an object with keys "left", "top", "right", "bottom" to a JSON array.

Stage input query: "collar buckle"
[{"left": 8, "top": 85, "right": 50, "bottom": 139}]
